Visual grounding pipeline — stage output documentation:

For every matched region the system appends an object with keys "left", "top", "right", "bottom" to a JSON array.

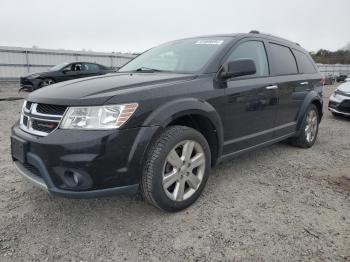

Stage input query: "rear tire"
[
  {"left": 289, "top": 104, "right": 319, "bottom": 148},
  {"left": 141, "top": 126, "right": 211, "bottom": 212}
]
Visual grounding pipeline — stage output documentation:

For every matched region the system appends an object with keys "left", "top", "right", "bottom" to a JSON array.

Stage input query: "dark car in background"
[
  {"left": 336, "top": 74, "right": 348, "bottom": 82},
  {"left": 20, "top": 62, "right": 114, "bottom": 91}
]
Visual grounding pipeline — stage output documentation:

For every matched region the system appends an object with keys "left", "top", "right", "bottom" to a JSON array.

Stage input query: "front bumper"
[
  {"left": 11, "top": 123, "right": 161, "bottom": 198},
  {"left": 328, "top": 93, "right": 350, "bottom": 116},
  {"left": 20, "top": 77, "right": 42, "bottom": 90}
]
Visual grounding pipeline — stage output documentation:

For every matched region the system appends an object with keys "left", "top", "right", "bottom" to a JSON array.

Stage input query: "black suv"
[
  {"left": 20, "top": 62, "right": 114, "bottom": 91},
  {"left": 11, "top": 32, "right": 323, "bottom": 211}
]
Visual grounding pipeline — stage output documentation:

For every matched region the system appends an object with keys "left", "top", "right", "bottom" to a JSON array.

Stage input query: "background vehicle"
[
  {"left": 11, "top": 32, "right": 323, "bottom": 212},
  {"left": 336, "top": 74, "right": 348, "bottom": 82},
  {"left": 19, "top": 62, "right": 114, "bottom": 91},
  {"left": 329, "top": 81, "right": 350, "bottom": 117}
]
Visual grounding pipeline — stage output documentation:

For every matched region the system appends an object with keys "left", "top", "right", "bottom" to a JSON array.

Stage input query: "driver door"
[
  {"left": 61, "top": 63, "right": 85, "bottom": 81},
  {"left": 222, "top": 39, "right": 278, "bottom": 154}
]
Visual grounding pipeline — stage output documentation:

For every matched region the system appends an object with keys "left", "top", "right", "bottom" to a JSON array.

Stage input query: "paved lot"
[{"left": 0, "top": 82, "right": 349, "bottom": 261}]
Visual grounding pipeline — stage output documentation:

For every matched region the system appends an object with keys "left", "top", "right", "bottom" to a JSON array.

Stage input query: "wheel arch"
[
  {"left": 296, "top": 91, "right": 323, "bottom": 130},
  {"left": 142, "top": 98, "right": 224, "bottom": 166}
]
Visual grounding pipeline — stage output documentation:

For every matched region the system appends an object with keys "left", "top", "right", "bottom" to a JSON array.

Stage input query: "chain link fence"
[{"left": 317, "top": 63, "right": 350, "bottom": 76}]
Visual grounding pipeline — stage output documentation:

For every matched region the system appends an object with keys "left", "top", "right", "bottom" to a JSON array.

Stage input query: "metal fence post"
[{"left": 25, "top": 50, "right": 30, "bottom": 73}]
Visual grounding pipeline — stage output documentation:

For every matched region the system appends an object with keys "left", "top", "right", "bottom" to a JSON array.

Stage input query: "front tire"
[
  {"left": 141, "top": 126, "right": 211, "bottom": 212},
  {"left": 289, "top": 104, "right": 319, "bottom": 148}
]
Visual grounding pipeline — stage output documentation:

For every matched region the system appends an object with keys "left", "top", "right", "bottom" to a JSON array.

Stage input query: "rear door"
[
  {"left": 292, "top": 49, "right": 321, "bottom": 93},
  {"left": 81, "top": 63, "right": 101, "bottom": 77},
  {"left": 222, "top": 39, "right": 278, "bottom": 154},
  {"left": 266, "top": 42, "right": 303, "bottom": 137}
]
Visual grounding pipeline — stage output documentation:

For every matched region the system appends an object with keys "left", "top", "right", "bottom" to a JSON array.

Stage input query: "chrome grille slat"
[{"left": 20, "top": 101, "right": 66, "bottom": 137}]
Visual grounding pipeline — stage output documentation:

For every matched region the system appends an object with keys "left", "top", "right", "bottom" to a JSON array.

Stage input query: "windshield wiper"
[{"left": 135, "top": 67, "right": 164, "bottom": 72}]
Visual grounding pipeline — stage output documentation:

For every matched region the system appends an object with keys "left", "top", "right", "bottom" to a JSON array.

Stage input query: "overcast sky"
[{"left": 0, "top": 0, "right": 349, "bottom": 53}]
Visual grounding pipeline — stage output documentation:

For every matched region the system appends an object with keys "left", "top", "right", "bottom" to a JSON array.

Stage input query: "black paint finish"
[{"left": 11, "top": 32, "right": 323, "bottom": 197}]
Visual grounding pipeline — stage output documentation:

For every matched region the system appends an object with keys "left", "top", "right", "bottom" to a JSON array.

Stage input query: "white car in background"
[{"left": 328, "top": 81, "right": 350, "bottom": 116}]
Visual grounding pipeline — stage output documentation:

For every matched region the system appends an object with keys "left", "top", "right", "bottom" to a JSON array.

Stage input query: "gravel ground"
[{"left": 0, "top": 82, "right": 349, "bottom": 261}]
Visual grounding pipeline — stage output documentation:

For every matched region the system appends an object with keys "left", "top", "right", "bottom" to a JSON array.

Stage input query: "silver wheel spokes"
[
  {"left": 162, "top": 140, "right": 206, "bottom": 202},
  {"left": 42, "top": 79, "right": 54, "bottom": 86},
  {"left": 305, "top": 110, "right": 318, "bottom": 143}
]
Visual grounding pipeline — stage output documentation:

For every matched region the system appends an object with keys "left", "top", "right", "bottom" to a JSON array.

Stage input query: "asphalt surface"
[{"left": 0, "top": 82, "right": 349, "bottom": 261}]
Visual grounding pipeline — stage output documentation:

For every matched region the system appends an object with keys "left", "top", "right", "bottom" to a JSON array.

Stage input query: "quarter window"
[
  {"left": 269, "top": 43, "right": 298, "bottom": 75},
  {"left": 294, "top": 50, "right": 317, "bottom": 74},
  {"left": 226, "top": 41, "right": 269, "bottom": 77},
  {"left": 84, "top": 63, "right": 99, "bottom": 71}
]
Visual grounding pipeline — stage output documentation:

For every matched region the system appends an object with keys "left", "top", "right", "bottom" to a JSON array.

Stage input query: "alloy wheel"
[
  {"left": 41, "top": 79, "right": 54, "bottom": 87},
  {"left": 162, "top": 140, "right": 206, "bottom": 202},
  {"left": 305, "top": 109, "right": 318, "bottom": 143}
]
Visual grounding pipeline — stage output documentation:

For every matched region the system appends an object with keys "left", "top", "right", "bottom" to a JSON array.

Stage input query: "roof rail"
[{"left": 249, "top": 30, "right": 260, "bottom": 34}]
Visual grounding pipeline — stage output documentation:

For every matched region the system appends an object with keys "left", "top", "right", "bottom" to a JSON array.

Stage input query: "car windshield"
[
  {"left": 119, "top": 37, "right": 231, "bottom": 73},
  {"left": 49, "top": 62, "right": 69, "bottom": 71}
]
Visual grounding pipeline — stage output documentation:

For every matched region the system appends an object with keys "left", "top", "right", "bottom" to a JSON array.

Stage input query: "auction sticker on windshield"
[{"left": 195, "top": 40, "right": 224, "bottom": 45}]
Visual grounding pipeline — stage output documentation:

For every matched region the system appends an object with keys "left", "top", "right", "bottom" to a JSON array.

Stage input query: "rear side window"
[
  {"left": 294, "top": 50, "right": 317, "bottom": 74},
  {"left": 226, "top": 41, "right": 269, "bottom": 77},
  {"left": 84, "top": 63, "right": 99, "bottom": 71},
  {"left": 269, "top": 43, "right": 298, "bottom": 75}
]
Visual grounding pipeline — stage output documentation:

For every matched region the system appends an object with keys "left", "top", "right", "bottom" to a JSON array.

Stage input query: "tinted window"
[
  {"left": 226, "top": 41, "right": 269, "bottom": 77},
  {"left": 294, "top": 50, "right": 317, "bottom": 74},
  {"left": 269, "top": 43, "right": 298, "bottom": 75},
  {"left": 84, "top": 63, "right": 99, "bottom": 71}
]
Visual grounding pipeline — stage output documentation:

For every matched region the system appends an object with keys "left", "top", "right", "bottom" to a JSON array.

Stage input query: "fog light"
[
  {"left": 64, "top": 170, "right": 82, "bottom": 187},
  {"left": 72, "top": 173, "right": 79, "bottom": 185}
]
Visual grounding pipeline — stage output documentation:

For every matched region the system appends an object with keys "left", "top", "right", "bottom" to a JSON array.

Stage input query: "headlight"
[{"left": 60, "top": 103, "right": 138, "bottom": 130}]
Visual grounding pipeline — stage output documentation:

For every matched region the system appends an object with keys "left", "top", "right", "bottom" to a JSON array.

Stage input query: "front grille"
[
  {"left": 32, "top": 119, "right": 58, "bottom": 133},
  {"left": 338, "top": 100, "right": 350, "bottom": 113},
  {"left": 22, "top": 162, "right": 41, "bottom": 177},
  {"left": 20, "top": 101, "right": 65, "bottom": 136},
  {"left": 328, "top": 101, "right": 338, "bottom": 109},
  {"left": 36, "top": 103, "right": 67, "bottom": 115},
  {"left": 25, "top": 101, "right": 33, "bottom": 110}
]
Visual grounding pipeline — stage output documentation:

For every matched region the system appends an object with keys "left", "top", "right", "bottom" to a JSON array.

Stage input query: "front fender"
[{"left": 142, "top": 98, "right": 224, "bottom": 159}]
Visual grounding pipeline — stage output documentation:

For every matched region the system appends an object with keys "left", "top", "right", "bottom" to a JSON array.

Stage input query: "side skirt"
[{"left": 218, "top": 132, "right": 296, "bottom": 163}]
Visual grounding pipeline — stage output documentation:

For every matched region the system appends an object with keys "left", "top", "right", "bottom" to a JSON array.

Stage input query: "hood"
[
  {"left": 28, "top": 72, "right": 196, "bottom": 105},
  {"left": 337, "top": 82, "right": 350, "bottom": 93},
  {"left": 23, "top": 71, "right": 50, "bottom": 78}
]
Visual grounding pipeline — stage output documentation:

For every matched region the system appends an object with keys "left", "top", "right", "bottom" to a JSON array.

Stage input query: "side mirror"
[{"left": 221, "top": 59, "right": 256, "bottom": 79}]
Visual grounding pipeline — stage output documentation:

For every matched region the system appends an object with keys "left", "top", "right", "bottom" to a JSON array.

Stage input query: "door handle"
[
  {"left": 265, "top": 85, "right": 278, "bottom": 90},
  {"left": 300, "top": 81, "right": 309, "bottom": 86}
]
